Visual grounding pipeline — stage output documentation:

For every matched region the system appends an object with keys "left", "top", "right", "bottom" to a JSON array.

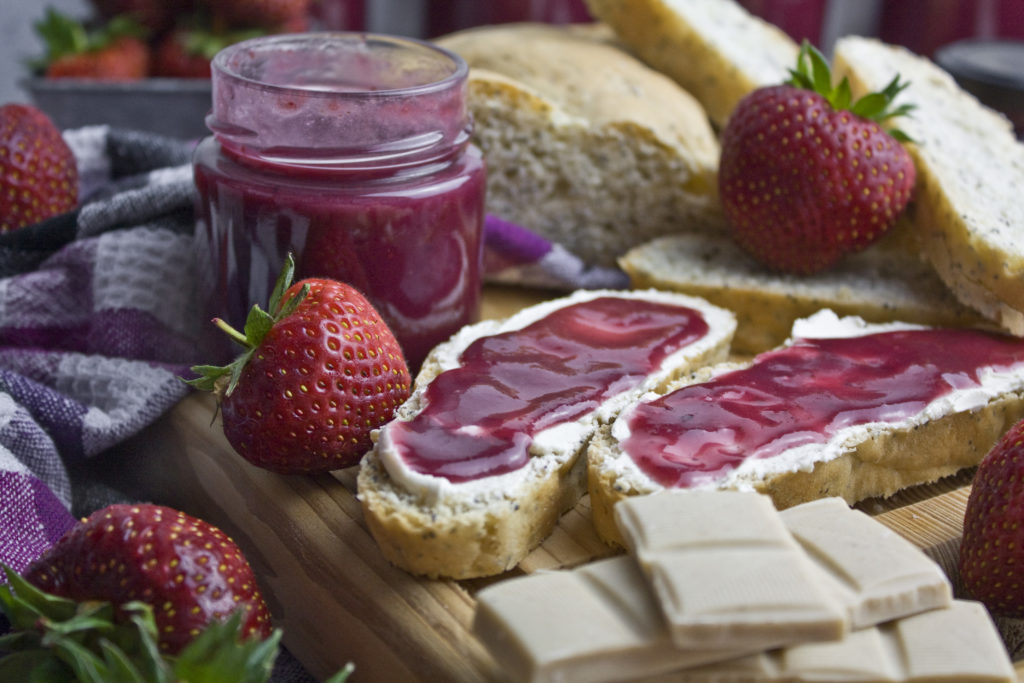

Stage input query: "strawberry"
[
  {"left": 21, "top": 504, "right": 273, "bottom": 656},
  {"left": 154, "top": 25, "right": 262, "bottom": 78},
  {"left": 189, "top": 255, "right": 412, "bottom": 474},
  {"left": 718, "top": 41, "right": 916, "bottom": 274},
  {"left": 0, "top": 104, "right": 78, "bottom": 233},
  {"left": 35, "top": 10, "right": 150, "bottom": 81},
  {"left": 960, "top": 418, "right": 1024, "bottom": 617}
]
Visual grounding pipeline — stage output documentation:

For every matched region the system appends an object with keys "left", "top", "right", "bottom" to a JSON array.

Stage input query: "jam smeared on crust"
[
  {"left": 623, "top": 328, "right": 1024, "bottom": 487},
  {"left": 390, "top": 297, "right": 710, "bottom": 481}
]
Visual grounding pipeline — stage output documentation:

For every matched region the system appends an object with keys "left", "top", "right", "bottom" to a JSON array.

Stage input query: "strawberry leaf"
[
  {"left": 242, "top": 305, "right": 276, "bottom": 346},
  {"left": 0, "top": 651, "right": 70, "bottom": 681},
  {"left": 2, "top": 565, "right": 78, "bottom": 625},
  {"left": 171, "top": 610, "right": 281, "bottom": 683},
  {"left": 850, "top": 91, "right": 888, "bottom": 119},
  {"left": 185, "top": 252, "right": 311, "bottom": 400},
  {"left": 784, "top": 39, "right": 914, "bottom": 137},
  {"left": 268, "top": 252, "right": 297, "bottom": 316},
  {"left": 98, "top": 639, "right": 150, "bottom": 683},
  {"left": 324, "top": 662, "right": 356, "bottom": 682},
  {"left": 807, "top": 44, "right": 832, "bottom": 96}
]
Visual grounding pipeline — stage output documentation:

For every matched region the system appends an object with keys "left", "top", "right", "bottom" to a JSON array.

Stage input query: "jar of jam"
[{"left": 193, "top": 33, "right": 486, "bottom": 370}]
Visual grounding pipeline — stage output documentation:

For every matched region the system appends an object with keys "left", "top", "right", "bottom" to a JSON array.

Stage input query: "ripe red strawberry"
[
  {"left": 23, "top": 503, "right": 273, "bottom": 655},
  {"left": 189, "top": 255, "right": 412, "bottom": 474},
  {"left": 718, "top": 41, "right": 916, "bottom": 274},
  {"left": 0, "top": 104, "right": 78, "bottom": 233},
  {"left": 46, "top": 36, "right": 150, "bottom": 80},
  {"left": 960, "top": 418, "right": 1024, "bottom": 617},
  {"left": 36, "top": 11, "right": 150, "bottom": 81}
]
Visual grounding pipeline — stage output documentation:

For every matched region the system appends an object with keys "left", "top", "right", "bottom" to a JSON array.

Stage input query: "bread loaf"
[
  {"left": 436, "top": 22, "right": 726, "bottom": 268},
  {"left": 833, "top": 36, "right": 1024, "bottom": 336},
  {"left": 357, "top": 289, "right": 735, "bottom": 578},
  {"left": 619, "top": 231, "right": 987, "bottom": 355},
  {"left": 584, "top": 0, "right": 798, "bottom": 128},
  {"left": 588, "top": 311, "right": 1024, "bottom": 546}
]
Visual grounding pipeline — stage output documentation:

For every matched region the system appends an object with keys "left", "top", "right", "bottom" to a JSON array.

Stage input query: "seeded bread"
[
  {"left": 435, "top": 22, "right": 726, "bottom": 268},
  {"left": 619, "top": 230, "right": 988, "bottom": 355},
  {"left": 588, "top": 312, "right": 1024, "bottom": 547},
  {"left": 833, "top": 36, "right": 1024, "bottom": 337},
  {"left": 584, "top": 0, "right": 798, "bottom": 128},
  {"left": 357, "top": 289, "right": 736, "bottom": 579}
]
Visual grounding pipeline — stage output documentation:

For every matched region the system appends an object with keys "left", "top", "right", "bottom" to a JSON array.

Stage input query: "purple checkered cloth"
[{"left": 0, "top": 126, "right": 199, "bottom": 578}]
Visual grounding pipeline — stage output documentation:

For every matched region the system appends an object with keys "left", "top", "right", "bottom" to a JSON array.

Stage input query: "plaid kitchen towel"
[{"left": 0, "top": 126, "right": 199, "bottom": 577}]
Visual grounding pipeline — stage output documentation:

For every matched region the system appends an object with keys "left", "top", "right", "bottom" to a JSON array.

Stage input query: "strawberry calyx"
[
  {"left": 786, "top": 40, "right": 915, "bottom": 142},
  {"left": 0, "top": 565, "right": 292, "bottom": 683},
  {"left": 33, "top": 9, "right": 148, "bottom": 71},
  {"left": 187, "top": 253, "right": 309, "bottom": 398}
]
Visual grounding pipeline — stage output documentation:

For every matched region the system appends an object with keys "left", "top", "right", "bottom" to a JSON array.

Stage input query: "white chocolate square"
[
  {"left": 780, "top": 497, "right": 952, "bottom": 628},
  {"left": 614, "top": 490, "right": 848, "bottom": 649}
]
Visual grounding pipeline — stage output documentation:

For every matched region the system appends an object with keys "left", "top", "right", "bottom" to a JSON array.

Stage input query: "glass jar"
[{"left": 193, "top": 33, "right": 486, "bottom": 371}]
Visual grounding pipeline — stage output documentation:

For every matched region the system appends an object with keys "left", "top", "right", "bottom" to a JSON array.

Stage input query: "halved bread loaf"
[
  {"left": 619, "top": 230, "right": 988, "bottom": 355},
  {"left": 584, "top": 0, "right": 798, "bottom": 128},
  {"left": 357, "top": 289, "right": 735, "bottom": 579},
  {"left": 436, "top": 22, "right": 726, "bottom": 267},
  {"left": 834, "top": 36, "right": 1024, "bottom": 336},
  {"left": 588, "top": 311, "right": 1024, "bottom": 546}
]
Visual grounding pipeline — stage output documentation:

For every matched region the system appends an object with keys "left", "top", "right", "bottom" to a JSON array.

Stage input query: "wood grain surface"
[{"left": 105, "top": 286, "right": 1024, "bottom": 682}]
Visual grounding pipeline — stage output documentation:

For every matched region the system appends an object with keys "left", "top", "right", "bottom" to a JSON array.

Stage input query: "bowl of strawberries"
[{"left": 22, "top": 0, "right": 326, "bottom": 139}]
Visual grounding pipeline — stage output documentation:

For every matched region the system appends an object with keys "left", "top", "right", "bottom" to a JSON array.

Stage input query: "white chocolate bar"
[
  {"left": 674, "top": 600, "right": 1015, "bottom": 683},
  {"left": 780, "top": 497, "right": 952, "bottom": 628},
  {"left": 473, "top": 555, "right": 753, "bottom": 683},
  {"left": 614, "top": 490, "right": 848, "bottom": 649}
]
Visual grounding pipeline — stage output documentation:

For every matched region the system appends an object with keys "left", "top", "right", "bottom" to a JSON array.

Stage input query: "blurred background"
[{"left": 2, "top": 0, "right": 1022, "bottom": 134}]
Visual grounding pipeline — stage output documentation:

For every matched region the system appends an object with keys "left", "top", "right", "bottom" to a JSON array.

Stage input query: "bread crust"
[{"left": 590, "top": 391, "right": 1024, "bottom": 548}]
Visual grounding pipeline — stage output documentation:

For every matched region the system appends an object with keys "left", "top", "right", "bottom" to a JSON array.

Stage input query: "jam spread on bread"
[
  {"left": 622, "top": 328, "right": 1024, "bottom": 488},
  {"left": 388, "top": 297, "right": 710, "bottom": 481}
]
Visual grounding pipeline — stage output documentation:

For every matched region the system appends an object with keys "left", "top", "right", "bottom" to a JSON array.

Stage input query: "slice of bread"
[
  {"left": 619, "top": 230, "right": 988, "bottom": 355},
  {"left": 584, "top": 0, "right": 798, "bottom": 128},
  {"left": 588, "top": 311, "right": 1024, "bottom": 546},
  {"left": 357, "top": 289, "right": 736, "bottom": 579},
  {"left": 435, "top": 22, "right": 726, "bottom": 268},
  {"left": 833, "top": 36, "right": 1024, "bottom": 336}
]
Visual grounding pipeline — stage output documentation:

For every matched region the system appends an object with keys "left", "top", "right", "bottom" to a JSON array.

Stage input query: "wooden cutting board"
[{"left": 108, "top": 285, "right": 1024, "bottom": 681}]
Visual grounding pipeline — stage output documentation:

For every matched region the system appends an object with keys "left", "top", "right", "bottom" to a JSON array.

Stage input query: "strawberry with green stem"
[
  {"left": 718, "top": 41, "right": 916, "bottom": 274},
  {"left": 34, "top": 10, "right": 150, "bottom": 81},
  {"left": 188, "top": 254, "right": 412, "bottom": 474}
]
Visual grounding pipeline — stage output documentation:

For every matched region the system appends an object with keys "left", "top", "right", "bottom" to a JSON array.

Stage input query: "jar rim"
[{"left": 211, "top": 32, "right": 468, "bottom": 99}]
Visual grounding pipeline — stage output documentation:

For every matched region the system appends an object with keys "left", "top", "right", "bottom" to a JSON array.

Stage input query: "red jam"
[
  {"left": 621, "top": 328, "right": 1024, "bottom": 488},
  {"left": 193, "top": 141, "right": 484, "bottom": 370},
  {"left": 192, "top": 34, "right": 485, "bottom": 371},
  {"left": 389, "top": 297, "right": 711, "bottom": 482}
]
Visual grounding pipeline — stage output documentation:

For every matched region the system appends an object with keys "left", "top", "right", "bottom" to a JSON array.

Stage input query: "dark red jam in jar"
[
  {"left": 387, "top": 296, "right": 711, "bottom": 482},
  {"left": 193, "top": 33, "right": 486, "bottom": 370},
  {"left": 621, "top": 327, "right": 1024, "bottom": 488}
]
